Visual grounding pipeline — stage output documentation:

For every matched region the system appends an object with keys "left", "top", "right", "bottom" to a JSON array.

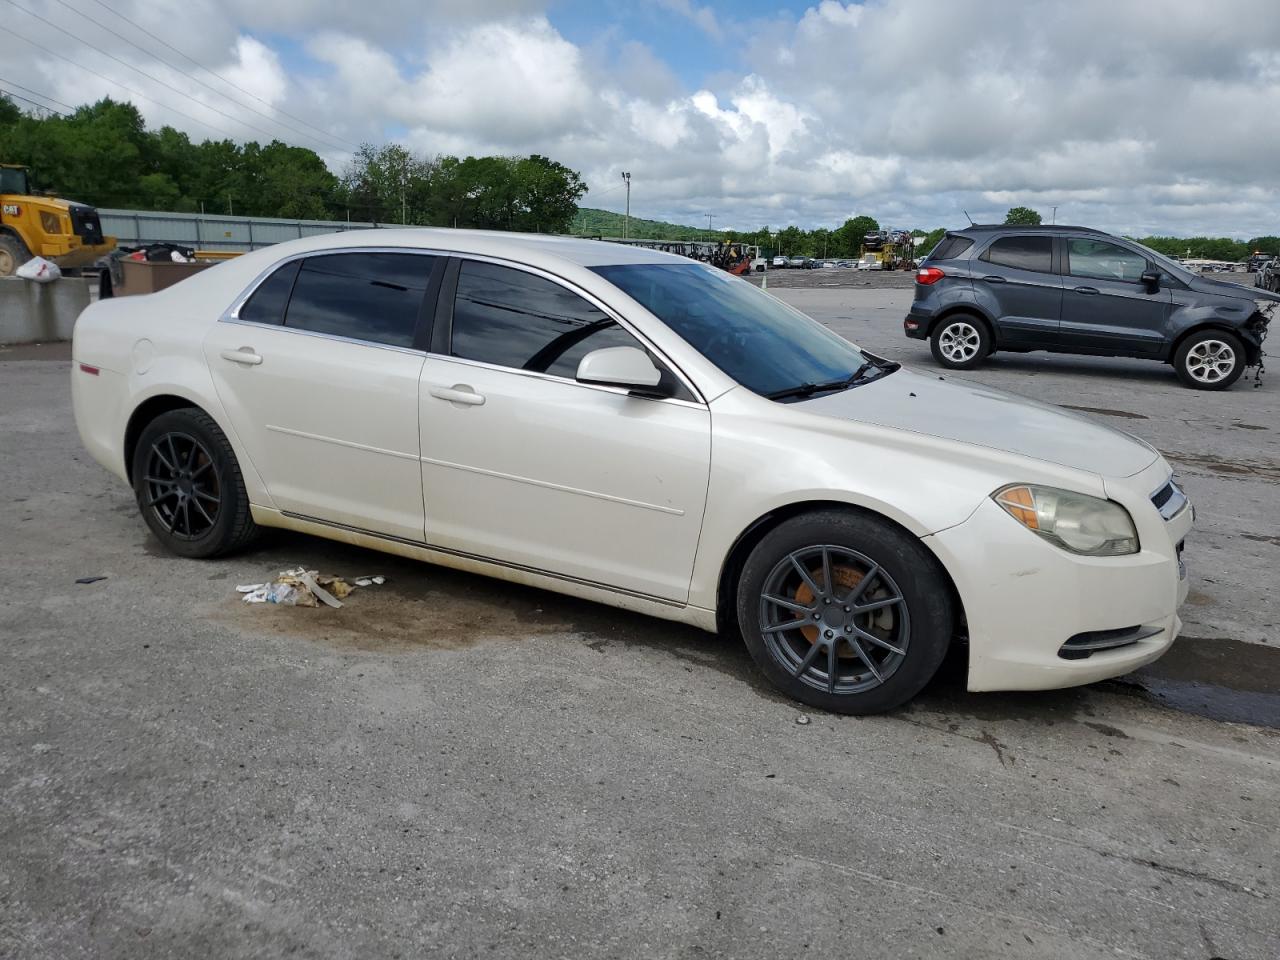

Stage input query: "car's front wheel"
[
  {"left": 131, "top": 408, "right": 258, "bottom": 558},
  {"left": 736, "top": 510, "right": 954, "bottom": 715},
  {"left": 930, "top": 315, "right": 990, "bottom": 370},
  {"left": 1173, "top": 330, "right": 1245, "bottom": 390}
]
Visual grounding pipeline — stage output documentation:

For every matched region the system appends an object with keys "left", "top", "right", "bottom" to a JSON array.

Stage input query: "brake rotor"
[{"left": 794, "top": 564, "right": 863, "bottom": 646}]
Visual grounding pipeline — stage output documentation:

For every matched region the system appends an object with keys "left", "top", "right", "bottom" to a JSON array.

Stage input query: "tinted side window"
[
  {"left": 452, "top": 261, "right": 638, "bottom": 378},
  {"left": 239, "top": 260, "right": 299, "bottom": 325},
  {"left": 982, "top": 236, "right": 1053, "bottom": 273},
  {"left": 284, "top": 253, "right": 433, "bottom": 348},
  {"left": 1068, "top": 238, "right": 1147, "bottom": 283},
  {"left": 928, "top": 236, "right": 973, "bottom": 261}
]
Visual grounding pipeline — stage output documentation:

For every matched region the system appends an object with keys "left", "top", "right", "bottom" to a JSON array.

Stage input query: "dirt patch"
[
  {"left": 1059, "top": 405, "right": 1148, "bottom": 420},
  {"left": 1165, "top": 452, "right": 1280, "bottom": 483}
]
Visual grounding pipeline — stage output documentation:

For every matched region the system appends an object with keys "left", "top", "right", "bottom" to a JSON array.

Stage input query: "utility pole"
[
  {"left": 706, "top": 213, "right": 715, "bottom": 239},
  {"left": 621, "top": 172, "right": 631, "bottom": 239},
  {"left": 1051, "top": 205, "right": 1058, "bottom": 225},
  {"left": 228, "top": 192, "right": 233, "bottom": 216}
]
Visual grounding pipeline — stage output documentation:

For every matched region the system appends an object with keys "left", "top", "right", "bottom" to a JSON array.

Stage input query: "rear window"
[
  {"left": 927, "top": 235, "right": 973, "bottom": 262},
  {"left": 239, "top": 261, "right": 299, "bottom": 325},
  {"left": 981, "top": 235, "right": 1053, "bottom": 273},
  {"left": 283, "top": 252, "right": 434, "bottom": 348}
]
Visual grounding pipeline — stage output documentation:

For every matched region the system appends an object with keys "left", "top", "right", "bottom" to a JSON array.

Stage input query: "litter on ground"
[{"left": 237, "top": 568, "right": 386, "bottom": 607}]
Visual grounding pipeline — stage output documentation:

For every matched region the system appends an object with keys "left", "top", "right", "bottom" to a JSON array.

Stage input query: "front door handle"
[
  {"left": 979, "top": 275, "right": 1007, "bottom": 283},
  {"left": 220, "top": 347, "right": 262, "bottom": 365},
  {"left": 1073, "top": 286, "right": 1099, "bottom": 295},
  {"left": 428, "top": 384, "right": 486, "bottom": 406}
]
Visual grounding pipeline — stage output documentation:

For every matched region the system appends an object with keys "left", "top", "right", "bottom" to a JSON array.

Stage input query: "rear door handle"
[
  {"left": 220, "top": 347, "right": 262, "bottom": 365},
  {"left": 428, "top": 384, "right": 485, "bottom": 406},
  {"left": 1073, "top": 286, "right": 1099, "bottom": 295},
  {"left": 979, "top": 275, "right": 1007, "bottom": 283}
]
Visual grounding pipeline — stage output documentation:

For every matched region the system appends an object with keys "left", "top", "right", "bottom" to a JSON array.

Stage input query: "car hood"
[
  {"left": 799, "top": 368, "right": 1159, "bottom": 478},
  {"left": 1188, "top": 274, "right": 1280, "bottom": 304}
]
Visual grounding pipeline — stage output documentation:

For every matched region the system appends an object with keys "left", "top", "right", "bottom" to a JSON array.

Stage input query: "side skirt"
[{"left": 250, "top": 505, "right": 720, "bottom": 633}]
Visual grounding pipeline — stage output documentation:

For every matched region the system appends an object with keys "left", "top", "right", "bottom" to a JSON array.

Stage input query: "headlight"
[
  {"left": 40, "top": 210, "right": 63, "bottom": 234},
  {"left": 993, "top": 484, "right": 1139, "bottom": 556}
]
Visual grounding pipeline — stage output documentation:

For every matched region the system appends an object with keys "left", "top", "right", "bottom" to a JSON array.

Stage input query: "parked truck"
[{"left": 0, "top": 164, "right": 116, "bottom": 277}]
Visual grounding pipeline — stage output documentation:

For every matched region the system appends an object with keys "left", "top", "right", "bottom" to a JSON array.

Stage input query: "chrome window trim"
[
  {"left": 217, "top": 244, "right": 707, "bottom": 405},
  {"left": 220, "top": 316, "right": 428, "bottom": 358},
  {"left": 446, "top": 252, "right": 706, "bottom": 405},
  {"left": 424, "top": 352, "right": 706, "bottom": 410}
]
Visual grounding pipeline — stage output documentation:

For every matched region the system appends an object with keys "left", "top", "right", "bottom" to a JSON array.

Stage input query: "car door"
[
  {"left": 418, "top": 258, "right": 711, "bottom": 604},
  {"left": 971, "top": 234, "right": 1061, "bottom": 346},
  {"left": 1058, "top": 237, "right": 1171, "bottom": 355},
  {"left": 203, "top": 251, "right": 440, "bottom": 541}
]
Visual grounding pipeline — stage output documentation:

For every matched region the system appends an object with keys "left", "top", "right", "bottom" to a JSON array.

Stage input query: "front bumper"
[{"left": 924, "top": 460, "right": 1192, "bottom": 692}]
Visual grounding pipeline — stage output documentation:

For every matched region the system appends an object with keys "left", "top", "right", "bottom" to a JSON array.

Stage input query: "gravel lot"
[{"left": 2, "top": 278, "right": 1278, "bottom": 959}]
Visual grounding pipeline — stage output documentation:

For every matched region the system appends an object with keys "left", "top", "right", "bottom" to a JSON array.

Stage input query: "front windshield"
[{"left": 593, "top": 262, "right": 872, "bottom": 398}]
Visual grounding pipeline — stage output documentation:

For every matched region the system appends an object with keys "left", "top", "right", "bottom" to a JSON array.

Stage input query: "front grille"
[
  {"left": 68, "top": 206, "right": 104, "bottom": 245},
  {"left": 1058, "top": 624, "right": 1163, "bottom": 660},
  {"left": 1150, "top": 478, "right": 1188, "bottom": 521}
]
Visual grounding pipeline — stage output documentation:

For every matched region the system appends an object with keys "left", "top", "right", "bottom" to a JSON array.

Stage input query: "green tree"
[
  {"left": 1004, "top": 206, "right": 1042, "bottom": 226},
  {"left": 1246, "top": 236, "right": 1280, "bottom": 256},
  {"left": 836, "top": 215, "right": 879, "bottom": 256}
]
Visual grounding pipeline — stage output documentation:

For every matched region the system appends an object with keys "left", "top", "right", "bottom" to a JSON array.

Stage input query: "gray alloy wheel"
[{"left": 757, "top": 545, "right": 911, "bottom": 696}]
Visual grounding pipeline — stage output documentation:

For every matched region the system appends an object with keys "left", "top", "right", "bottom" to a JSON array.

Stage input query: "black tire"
[
  {"left": 1173, "top": 330, "right": 1245, "bottom": 391},
  {"left": 0, "top": 233, "right": 32, "bottom": 278},
  {"left": 929, "top": 314, "right": 990, "bottom": 370},
  {"left": 131, "top": 408, "right": 258, "bottom": 558},
  {"left": 736, "top": 509, "right": 953, "bottom": 715}
]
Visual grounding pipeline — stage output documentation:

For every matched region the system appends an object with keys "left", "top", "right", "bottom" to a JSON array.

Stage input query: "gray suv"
[{"left": 904, "top": 225, "right": 1277, "bottom": 390}]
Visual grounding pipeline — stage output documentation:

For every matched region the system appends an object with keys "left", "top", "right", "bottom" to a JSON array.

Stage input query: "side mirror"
[
  {"left": 576, "top": 346, "right": 662, "bottom": 391},
  {"left": 1140, "top": 270, "right": 1161, "bottom": 292}
]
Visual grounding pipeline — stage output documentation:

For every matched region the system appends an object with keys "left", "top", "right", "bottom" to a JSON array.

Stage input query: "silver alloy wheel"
[
  {"left": 1184, "top": 339, "right": 1237, "bottom": 384},
  {"left": 938, "top": 321, "right": 982, "bottom": 363}
]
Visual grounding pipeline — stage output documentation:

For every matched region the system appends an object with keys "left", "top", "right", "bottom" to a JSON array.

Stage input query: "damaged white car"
[{"left": 72, "top": 230, "right": 1192, "bottom": 714}]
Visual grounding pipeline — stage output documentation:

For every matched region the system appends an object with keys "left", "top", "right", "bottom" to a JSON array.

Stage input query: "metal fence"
[{"left": 97, "top": 209, "right": 387, "bottom": 252}]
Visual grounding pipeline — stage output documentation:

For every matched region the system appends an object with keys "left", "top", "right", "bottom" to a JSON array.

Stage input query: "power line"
[
  {"left": 0, "top": 75, "right": 75, "bottom": 113},
  {"left": 3, "top": 0, "right": 322, "bottom": 149},
  {"left": 7, "top": 22, "right": 278, "bottom": 143},
  {"left": 0, "top": 84, "right": 67, "bottom": 116},
  {"left": 45, "top": 0, "right": 354, "bottom": 153},
  {"left": 82, "top": 0, "right": 359, "bottom": 152}
]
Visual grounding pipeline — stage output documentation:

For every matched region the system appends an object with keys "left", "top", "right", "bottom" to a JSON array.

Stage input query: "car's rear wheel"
[
  {"left": 1173, "top": 330, "right": 1245, "bottom": 390},
  {"left": 131, "top": 408, "right": 258, "bottom": 558},
  {"left": 930, "top": 315, "right": 990, "bottom": 370},
  {"left": 736, "top": 510, "right": 953, "bottom": 715}
]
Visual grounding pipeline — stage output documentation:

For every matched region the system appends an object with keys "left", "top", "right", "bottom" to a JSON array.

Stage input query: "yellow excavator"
[{"left": 1, "top": 163, "right": 116, "bottom": 277}]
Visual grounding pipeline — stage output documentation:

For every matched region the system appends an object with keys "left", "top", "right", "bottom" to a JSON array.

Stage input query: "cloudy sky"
[{"left": 5, "top": 0, "right": 1280, "bottom": 237}]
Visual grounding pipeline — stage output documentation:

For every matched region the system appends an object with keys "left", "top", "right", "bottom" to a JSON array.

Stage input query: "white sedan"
[{"left": 72, "top": 230, "right": 1192, "bottom": 714}]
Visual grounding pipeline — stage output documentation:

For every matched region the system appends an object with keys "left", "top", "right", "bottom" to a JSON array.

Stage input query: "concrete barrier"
[{"left": 0, "top": 277, "right": 93, "bottom": 345}]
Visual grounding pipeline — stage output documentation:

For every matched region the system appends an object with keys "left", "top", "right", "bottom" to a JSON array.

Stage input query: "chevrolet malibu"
[{"left": 72, "top": 231, "right": 1193, "bottom": 714}]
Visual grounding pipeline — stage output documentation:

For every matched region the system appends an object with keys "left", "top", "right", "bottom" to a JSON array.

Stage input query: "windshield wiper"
[{"left": 765, "top": 356, "right": 899, "bottom": 401}]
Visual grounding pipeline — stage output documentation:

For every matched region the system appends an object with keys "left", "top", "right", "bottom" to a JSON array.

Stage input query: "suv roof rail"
[{"left": 953, "top": 224, "right": 1101, "bottom": 234}]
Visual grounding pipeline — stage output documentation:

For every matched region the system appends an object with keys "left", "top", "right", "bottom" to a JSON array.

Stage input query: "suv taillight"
[{"left": 916, "top": 266, "right": 945, "bottom": 285}]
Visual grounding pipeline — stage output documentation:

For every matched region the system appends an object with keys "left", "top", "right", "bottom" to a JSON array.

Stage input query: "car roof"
[{"left": 254, "top": 227, "right": 691, "bottom": 269}]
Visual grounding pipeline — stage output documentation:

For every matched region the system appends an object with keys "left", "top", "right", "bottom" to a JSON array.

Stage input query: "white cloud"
[{"left": 5, "top": 0, "right": 1280, "bottom": 236}]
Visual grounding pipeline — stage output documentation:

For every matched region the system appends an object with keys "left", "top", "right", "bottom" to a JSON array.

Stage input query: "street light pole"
[{"left": 621, "top": 172, "right": 631, "bottom": 240}]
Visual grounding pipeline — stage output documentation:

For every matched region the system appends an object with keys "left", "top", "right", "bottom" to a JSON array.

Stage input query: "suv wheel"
[
  {"left": 1174, "top": 330, "right": 1244, "bottom": 390},
  {"left": 736, "top": 510, "right": 953, "bottom": 715},
  {"left": 930, "top": 315, "right": 990, "bottom": 370}
]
